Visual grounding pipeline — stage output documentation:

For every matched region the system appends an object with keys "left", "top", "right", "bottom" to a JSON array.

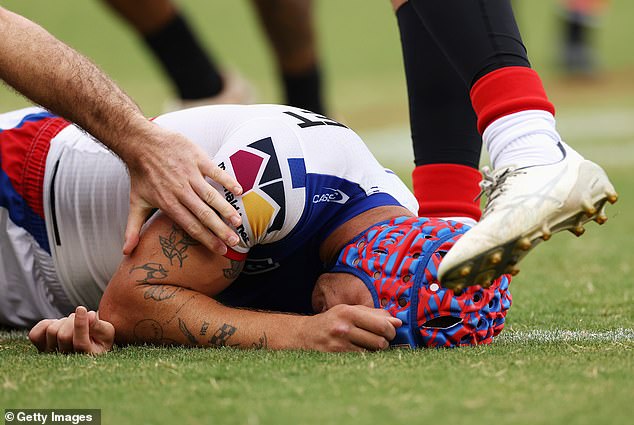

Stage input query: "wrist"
[
  {"left": 291, "top": 315, "right": 312, "bottom": 350},
  {"left": 268, "top": 314, "right": 312, "bottom": 351},
  {"left": 110, "top": 115, "right": 160, "bottom": 165}
]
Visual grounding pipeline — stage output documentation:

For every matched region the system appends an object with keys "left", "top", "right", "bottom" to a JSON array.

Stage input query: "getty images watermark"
[{"left": 4, "top": 410, "right": 100, "bottom": 425}]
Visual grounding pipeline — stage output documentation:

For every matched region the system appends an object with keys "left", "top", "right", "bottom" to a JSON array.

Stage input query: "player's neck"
[{"left": 319, "top": 206, "right": 415, "bottom": 264}]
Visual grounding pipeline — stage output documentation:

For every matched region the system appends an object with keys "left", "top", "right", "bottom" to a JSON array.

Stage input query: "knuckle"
[
  {"left": 46, "top": 322, "right": 59, "bottom": 338},
  {"left": 386, "top": 329, "right": 396, "bottom": 342},
  {"left": 184, "top": 222, "right": 204, "bottom": 238},
  {"left": 104, "top": 322, "right": 115, "bottom": 336},
  {"left": 58, "top": 330, "right": 72, "bottom": 345},
  {"left": 329, "top": 323, "right": 350, "bottom": 338},
  {"left": 382, "top": 321, "right": 394, "bottom": 337},
  {"left": 203, "top": 189, "right": 219, "bottom": 206},
  {"left": 332, "top": 304, "right": 351, "bottom": 316},
  {"left": 196, "top": 207, "right": 216, "bottom": 225},
  {"left": 377, "top": 338, "right": 389, "bottom": 350},
  {"left": 207, "top": 166, "right": 221, "bottom": 179},
  {"left": 163, "top": 198, "right": 180, "bottom": 212}
]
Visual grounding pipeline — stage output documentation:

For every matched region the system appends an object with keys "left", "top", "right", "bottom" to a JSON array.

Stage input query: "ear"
[{"left": 314, "top": 273, "right": 373, "bottom": 311}]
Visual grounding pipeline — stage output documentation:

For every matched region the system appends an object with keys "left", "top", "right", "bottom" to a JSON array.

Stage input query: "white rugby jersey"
[{"left": 39, "top": 105, "right": 417, "bottom": 312}]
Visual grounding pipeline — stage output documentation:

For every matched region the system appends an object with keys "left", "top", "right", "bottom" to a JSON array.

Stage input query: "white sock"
[
  {"left": 483, "top": 110, "right": 578, "bottom": 169},
  {"left": 442, "top": 217, "right": 478, "bottom": 228}
]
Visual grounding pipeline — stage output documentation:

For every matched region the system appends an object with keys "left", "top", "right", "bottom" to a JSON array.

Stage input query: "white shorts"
[{"left": 0, "top": 108, "right": 75, "bottom": 327}]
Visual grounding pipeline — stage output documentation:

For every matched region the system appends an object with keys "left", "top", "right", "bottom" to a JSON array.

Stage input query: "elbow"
[{"left": 98, "top": 287, "right": 137, "bottom": 345}]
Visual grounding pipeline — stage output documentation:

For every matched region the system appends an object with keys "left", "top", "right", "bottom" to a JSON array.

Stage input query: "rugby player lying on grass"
[{"left": 2, "top": 105, "right": 514, "bottom": 353}]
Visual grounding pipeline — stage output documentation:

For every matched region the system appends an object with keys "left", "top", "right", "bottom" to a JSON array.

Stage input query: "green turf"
[
  {"left": 1, "top": 332, "right": 632, "bottom": 425},
  {"left": 1, "top": 1, "right": 633, "bottom": 424}
]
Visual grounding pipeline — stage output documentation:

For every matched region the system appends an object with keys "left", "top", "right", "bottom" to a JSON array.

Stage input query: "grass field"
[{"left": 1, "top": 1, "right": 633, "bottom": 424}]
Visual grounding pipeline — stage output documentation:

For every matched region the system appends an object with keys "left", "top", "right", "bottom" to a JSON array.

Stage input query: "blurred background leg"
[
  {"left": 559, "top": 0, "right": 609, "bottom": 76},
  {"left": 102, "top": 0, "right": 253, "bottom": 107},
  {"left": 251, "top": 0, "right": 327, "bottom": 114}
]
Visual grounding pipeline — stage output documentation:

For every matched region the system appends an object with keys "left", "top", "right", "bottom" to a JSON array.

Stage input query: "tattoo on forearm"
[
  {"left": 160, "top": 224, "right": 200, "bottom": 267},
  {"left": 252, "top": 332, "right": 268, "bottom": 350},
  {"left": 163, "top": 293, "right": 201, "bottom": 325},
  {"left": 130, "top": 263, "right": 168, "bottom": 283},
  {"left": 142, "top": 284, "right": 183, "bottom": 302},
  {"left": 200, "top": 321, "right": 210, "bottom": 336},
  {"left": 178, "top": 318, "right": 199, "bottom": 345},
  {"left": 133, "top": 319, "right": 164, "bottom": 343},
  {"left": 209, "top": 323, "right": 237, "bottom": 347},
  {"left": 223, "top": 260, "right": 244, "bottom": 280}
]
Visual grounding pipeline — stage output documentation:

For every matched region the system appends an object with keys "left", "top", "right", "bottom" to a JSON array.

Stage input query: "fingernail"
[
  {"left": 228, "top": 235, "right": 240, "bottom": 245},
  {"left": 233, "top": 186, "right": 243, "bottom": 195},
  {"left": 231, "top": 216, "right": 242, "bottom": 226}
]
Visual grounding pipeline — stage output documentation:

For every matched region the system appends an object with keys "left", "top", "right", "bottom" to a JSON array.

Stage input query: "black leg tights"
[
  {"left": 397, "top": 0, "right": 531, "bottom": 169},
  {"left": 396, "top": 2, "right": 481, "bottom": 168},
  {"left": 408, "top": 0, "right": 530, "bottom": 87}
]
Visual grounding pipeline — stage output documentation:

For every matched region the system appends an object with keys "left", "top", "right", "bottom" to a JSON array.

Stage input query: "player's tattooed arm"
[
  {"left": 178, "top": 318, "right": 199, "bottom": 345},
  {"left": 141, "top": 284, "right": 183, "bottom": 302},
  {"left": 133, "top": 319, "right": 165, "bottom": 344},
  {"left": 223, "top": 260, "right": 245, "bottom": 279},
  {"left": 252, "top": 332, "right": 268, "bottom": 349},
  {"left": 208, "top": 323, "right": 239, "bottom": 347},
  {"left": 178, "top": 319, "right": 260, "bottom": 349},
  {"left": 103, "top": 276, "right": 308, "bottom": 350},
  {"left": 127, "top": 213, "right": 245, "bottom": 294},
  {"left": 100, "top": 212, "right": 295, "bottom": 350},
  {"left": 159, "top": 224, "right": 200, "bottom": 267},
  {"left": 130, "top": 263, "right": 169, "bottom": 283},
  {"left": 129, "top": 220, "right": 243, "bottom": 289}
]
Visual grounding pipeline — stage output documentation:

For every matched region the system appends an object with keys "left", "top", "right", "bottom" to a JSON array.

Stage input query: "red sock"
[
  {"left": 412, "top": 164, "right": 482, "bottom": 221},
  {"left": 470, "top": 66, "right": 555, "bottom": 134}
]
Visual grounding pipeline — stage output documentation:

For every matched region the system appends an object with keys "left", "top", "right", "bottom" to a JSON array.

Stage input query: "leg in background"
[
  {"left": 559, "top": 0, "right": 609, "bottom": 75},
  {"left": 251, "top": 0, "right": 327, "bottom": 114},
  {"left": 102, "top": 0, "right": 224, "bottom": 101}
]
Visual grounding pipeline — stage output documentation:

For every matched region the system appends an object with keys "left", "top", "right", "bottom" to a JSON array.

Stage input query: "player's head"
[{"left": 319, "top": 217, "right": 512, "bottom": 348}]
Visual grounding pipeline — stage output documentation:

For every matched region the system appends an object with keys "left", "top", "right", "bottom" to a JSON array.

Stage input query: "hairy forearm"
[
  {"left": 0, "top": 7, "right": 149, "bottom": 160},
  {"left": 99, "top": 283, "right": 309, "bottom": 350}
]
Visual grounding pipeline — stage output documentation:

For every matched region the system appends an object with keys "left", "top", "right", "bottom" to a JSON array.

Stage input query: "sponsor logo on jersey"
[
  {"left": 312, "top": 187, "right": 350, "bottom": 205},
  {"left": 224, "top": 138, "right": 287, "bottom": 242}
]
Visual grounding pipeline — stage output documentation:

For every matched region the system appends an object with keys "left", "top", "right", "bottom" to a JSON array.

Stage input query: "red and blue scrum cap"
[{"left": 329, "top": 216, "right": 512, "bottom": 348}]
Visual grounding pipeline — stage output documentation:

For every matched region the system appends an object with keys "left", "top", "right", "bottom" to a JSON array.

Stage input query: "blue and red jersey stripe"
[{"left": 0, "top": 111, "right": 70, "bottom": 253}]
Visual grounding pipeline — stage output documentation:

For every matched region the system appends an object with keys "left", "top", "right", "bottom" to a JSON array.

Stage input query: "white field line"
[
  {"left": 358, "top": 108, "right": 634, "bottom": 169},
  {"left": 497, "top": 328, "right": 634, "bottom": 344}
]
